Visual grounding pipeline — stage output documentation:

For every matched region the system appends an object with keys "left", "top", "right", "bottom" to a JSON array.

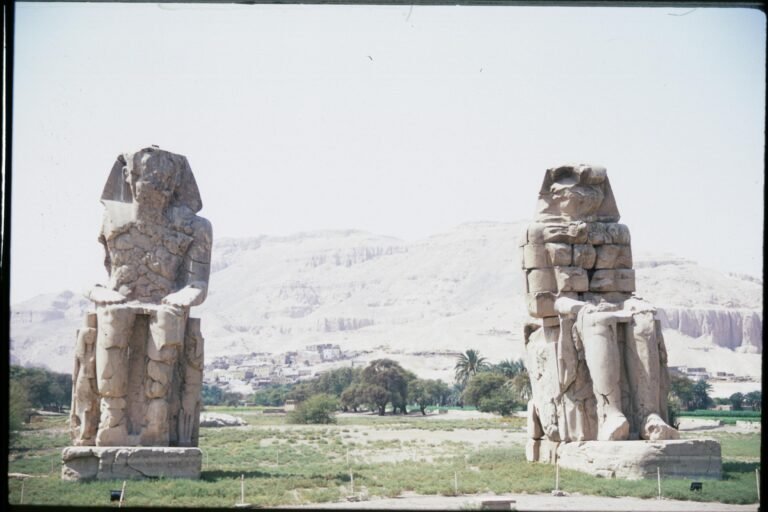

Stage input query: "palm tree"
[
  {"left": 506, "top": 371, "right": 532, "bottom": 403},
  {"left": 494, "top": 359, "right": 526, "bottom": 379},
  {"left": 454, "top": 349, "right": 490, "bottom": 387}
]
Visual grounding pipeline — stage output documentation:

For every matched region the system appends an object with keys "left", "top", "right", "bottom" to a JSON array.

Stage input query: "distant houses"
[
  {"left": 203, "top": 344, "right": 352, "bottom": 390},
  {"left": 668, "top": 366, "right": 742, "bottom": 381}
]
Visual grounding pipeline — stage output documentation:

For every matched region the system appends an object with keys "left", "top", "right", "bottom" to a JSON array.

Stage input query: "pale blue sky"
[{"left": 11, "top": 3, "right": 765, "bottom": 303}]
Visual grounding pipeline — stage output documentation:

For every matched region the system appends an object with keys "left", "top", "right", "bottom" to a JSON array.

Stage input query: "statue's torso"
[{"left": 104, "top": 218, "right": 194, "bottom": 303}]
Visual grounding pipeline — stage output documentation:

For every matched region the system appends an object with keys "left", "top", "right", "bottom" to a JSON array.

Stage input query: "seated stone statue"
[
  {"left": 521, "top": 164, "right": 677, "bottom": 460},
  {"left": 70, "top": 147, "right": 211, "bottom": 448}
]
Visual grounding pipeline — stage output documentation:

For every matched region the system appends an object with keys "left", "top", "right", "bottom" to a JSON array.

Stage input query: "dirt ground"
[
  {"left": 277, "top": 410, "right": 760, "bottom": 511},
  {"left": 280, "top": 491, "right": 759, "bottom": 511}
]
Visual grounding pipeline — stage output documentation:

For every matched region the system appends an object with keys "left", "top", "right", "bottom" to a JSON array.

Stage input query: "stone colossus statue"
[
  {"left": 70, "top": 147, "right": 211, "bottom": 448},
  {"left": 520, "top": 164, "right": 677, "bottom": 462}
]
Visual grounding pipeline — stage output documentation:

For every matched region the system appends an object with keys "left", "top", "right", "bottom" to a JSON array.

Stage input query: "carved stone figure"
[
  {"left": 70, "top": 313, "right": 99, "bottom": 445},
  {"left": 521, "top": 164, "right": 677, "bottom": 462},
  {"left": 69, "top": 146, "right": 211, "bottom": 449}
]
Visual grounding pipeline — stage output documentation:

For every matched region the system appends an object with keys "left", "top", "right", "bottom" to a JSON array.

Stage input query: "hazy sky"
[{"left": 10, "top": 3, "right": 765, "bottom": 303}]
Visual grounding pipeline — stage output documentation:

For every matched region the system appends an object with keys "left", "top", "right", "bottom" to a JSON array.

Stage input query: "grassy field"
[
  {"left": 677, "top": 410, "right": 761, "bottom": 425},
  {"left": 7, "top": 409, "right": 761, "bottom": 507}
]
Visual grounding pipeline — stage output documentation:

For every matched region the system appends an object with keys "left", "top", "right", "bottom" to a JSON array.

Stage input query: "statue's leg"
[
  {"left": 179, "top": 318, "right": 204, "bottom": 447},
  {"left": 627, "top": 310, "right": 679, "bottom": 440},
  {"left": 142, "top": 305, "right": 186, "bottom": 446},
  {"left": 524, "top": 324, "right": 561, "bottom": 442},
  {"left": 72, "top": 313, "right": 99, "bottom": 445},
  {"left": 578, "top": 312, "right": 629, "bottom": 441},
  {"left": 95, "top": 306, "right": 136, "bottom": 446}
]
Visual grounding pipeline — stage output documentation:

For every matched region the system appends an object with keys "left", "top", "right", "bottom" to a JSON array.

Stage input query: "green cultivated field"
[
  {"left": 7, "top": 409, "right": 760, "bottom": 507},
  {"left": 677, "top": 410, "right": 762, "bottom": 425}
]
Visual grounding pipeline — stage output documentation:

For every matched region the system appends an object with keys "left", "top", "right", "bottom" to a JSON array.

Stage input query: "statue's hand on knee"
[
  {"left": 162, "top": 286, "right": 204, "bottom": 308},
  {"left": 86, "top": 285, "right": 127, "bottom": 306},
  {"left": 555, "top": 296, "right": 586, "bottom": 317}
]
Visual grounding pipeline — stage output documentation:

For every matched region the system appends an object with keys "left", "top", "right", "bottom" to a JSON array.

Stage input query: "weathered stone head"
[
  {"left": 535, "top": 164, "right": 619, "bottom": 223},
  {"left": 100, "top": 146, "right": 202, "bottom": 219}
]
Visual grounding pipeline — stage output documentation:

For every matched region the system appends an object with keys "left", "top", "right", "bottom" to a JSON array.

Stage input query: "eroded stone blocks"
[
  {"left": 521, "top": 164, "right": 692, "bottom": 480},
  {"left": 61, "top": 447, "right": 202, "bottom": 481},
  {"left": 555, "top": 439, "right": 722, "bottom": 480}
]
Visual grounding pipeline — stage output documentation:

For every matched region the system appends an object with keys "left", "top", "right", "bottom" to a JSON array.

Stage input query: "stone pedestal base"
[
  {"left": 61, "top": 447, "right": 202, "bottom": 481},
  {"left": 526, "top": 438, "right": 721, "bottom": 480}
]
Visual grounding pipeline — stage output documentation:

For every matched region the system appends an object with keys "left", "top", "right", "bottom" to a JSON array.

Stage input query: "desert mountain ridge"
[{"left": 10, "top": 222, "right": 763, "bottom": 385}]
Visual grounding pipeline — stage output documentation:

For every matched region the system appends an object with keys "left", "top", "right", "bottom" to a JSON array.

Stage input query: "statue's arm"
[
  {"left": 555, "top": 296, "right": 585, "bottom": 317},
  {"left": 84, "top": 220, "right": 127, "bottom": 305},
  {"left": 163, "top": 216, "right": 212, "bottom": 308}
]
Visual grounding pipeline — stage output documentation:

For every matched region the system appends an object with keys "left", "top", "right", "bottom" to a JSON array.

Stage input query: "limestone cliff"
[{"left": 656, "top": 307, "right": 762, "bottom": 353}]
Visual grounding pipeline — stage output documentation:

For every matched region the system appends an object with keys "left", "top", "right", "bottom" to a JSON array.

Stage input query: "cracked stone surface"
[
  {"left": 61, "top": 447, "right": 202, "bottom": 481},
  {"left": 521, "top": 165, "right": 697, "bottom": 475},
  {"left": 65, "top": 147, "right": 210, "bottom": 480},
  {"left": 556, "top": 439, "right": 722, "bottom": 480}
]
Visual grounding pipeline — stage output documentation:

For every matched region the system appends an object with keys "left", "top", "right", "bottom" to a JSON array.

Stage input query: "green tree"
[
  {"left": 286, "top": 381, "right": 315, "bottom": 403},
  {"left": 492, "top": 359, "right": 526, "bottom": 379},
  {"left": 360, "top": 359, "right": 415, "bottom": 415},
  {"left": 9, "top": 380, "right": 32, "bottom": 437},
  {"left": 252, "top": 384, "right": 293, "bottom": 406},
  {"left": 433, "top": 380, "right": 452, "bottom": 407},
  {"left": 288, "top": 394, "right": 338, "bottom": 424},
  {"left": 744, "top": 390, "right": 762, "bottom": 411},
  {"left": 454, "top": 349, "right": 490, "bottom": 388},
  {"left": 666, "top": 395, "right": 681, "bottom": 429},
  {"left": 447, "top": 383, "right": 465, "bottom": 407},
  {"left": 408, "top": 379, "right": 450, "bottom": 415},
  {"left": 507, "top": 371, "right": 532, "bottom": 404},
  {"left": 202, "top": 384, "right": 223, "bottom": 405},
  {"left": 284, "top": 367, "right": 364, "bottom": 405},
  {"left": 463, "top": 372, "right": 520, "bottom": 416},
  {"left": 9, "top": 365, "right": 72, "bottom": 412},
  {"left": 202, "top": 384, "right": 240, "bottom": 406},
  {"left": 729, "top": 392, "right": 745, "bottom": 411},
  {"left": 669, "top": 374, "right": 695, "bottom": 411},
  {"left": 340, "top": 383, "right": 366, "bottom": 412},
  {"left": 361, "top": 384, "right": 392, "bottom": 416},
  {"left": 314, "top": 367, "right": 362, "bottom": 397},
  {"left": 222, "top": 391, "right": 244, "bottom": 407},
  {"left": 691, "top": 379, "right": 713, "bottom": 410}
]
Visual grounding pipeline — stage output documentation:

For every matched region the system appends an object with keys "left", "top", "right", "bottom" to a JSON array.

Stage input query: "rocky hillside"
[
  {"left": 10, "top": 222, "right": 763, "bottom": 378},
  {"left": 633, "top": 254, "right": 763, "bottom": 353}
]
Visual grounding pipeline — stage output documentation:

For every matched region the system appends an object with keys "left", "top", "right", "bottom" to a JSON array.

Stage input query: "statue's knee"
[
  {"left": 149, "top": 307, "right": 185, "bottom": 348},
  {"left": 96, "top": 306, "right": 135, "bottom": 348}
]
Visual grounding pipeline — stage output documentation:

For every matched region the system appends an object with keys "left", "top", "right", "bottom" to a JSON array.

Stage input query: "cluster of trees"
[
  {"left": 668, "top": 375, "right": 763, "bottom": 412},
  {"left": 724, "top": 391, "right": 762, "bottom": 411},
  {"left": 251, "top": 384, "right": 293, "bottom": 407},
  {"left": 283, "top": 359, "right": 453, "bottom": 417},
  {"left": 202, "top": 383, "right": 244, "bottom": 407},
  {"left": 10, "top": 365, "right": 72, "bottom": 412},
  {"left": 668, "top": 374, "right": 714, "bottom": 412},
  {"left": 9, "top": 365, "right": 73, "bottom": 433},
  {"left": 206, "top": 351, "right": 532, "bottom": 422},
  {"left": 453, "top": 349, "right": 530, "bottom": 416},
  {"left": 667, "top": 374, "right": 763, "bottom": 427},
  {"left": 242, "top": 351, "right": 532, "bottom": 422}
]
